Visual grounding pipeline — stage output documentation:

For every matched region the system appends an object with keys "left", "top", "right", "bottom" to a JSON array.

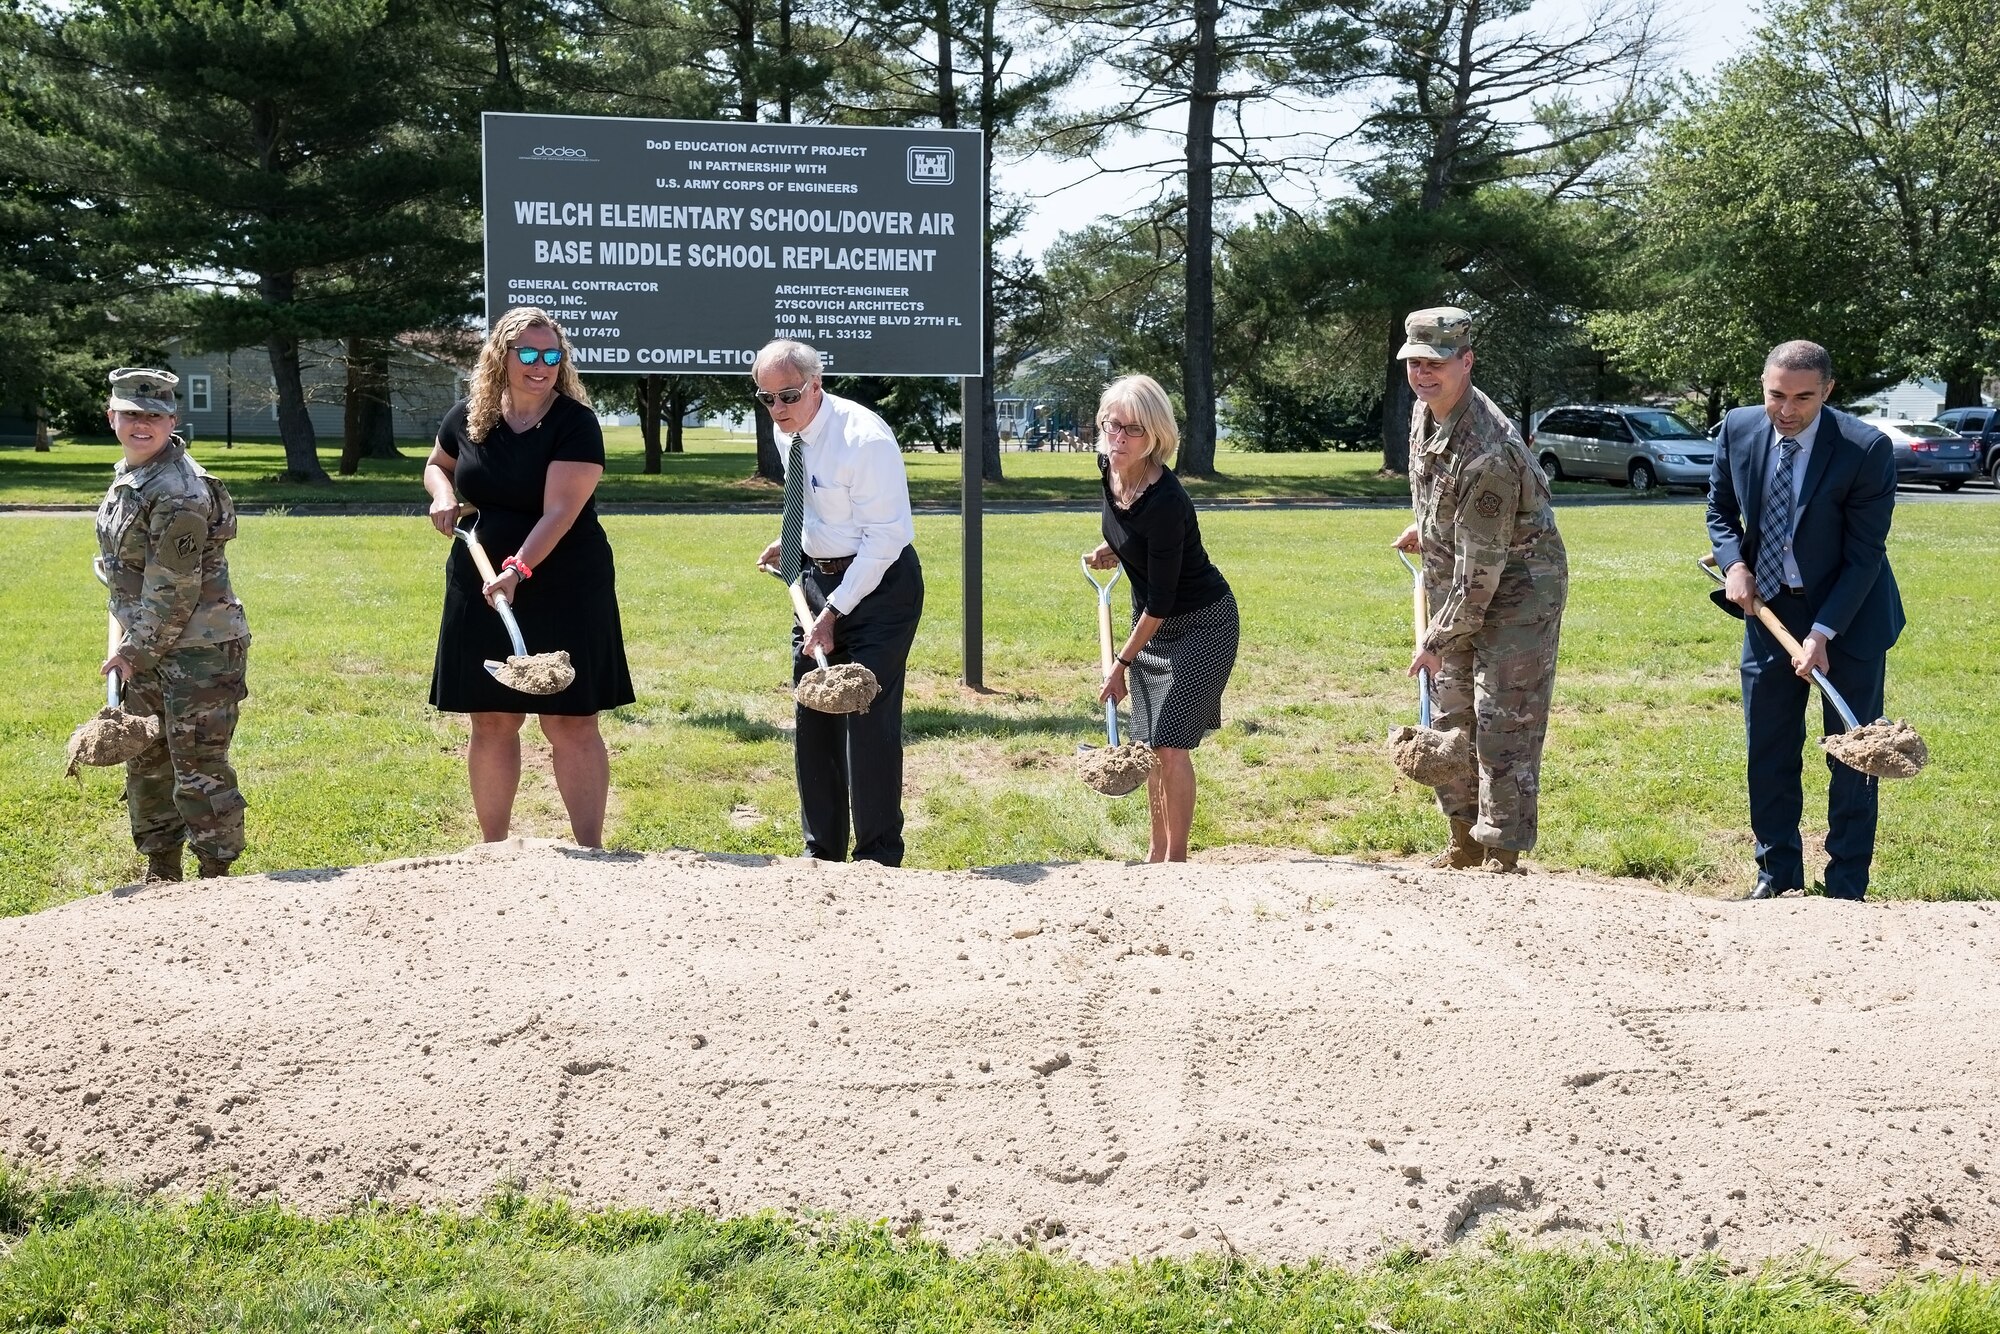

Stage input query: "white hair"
[{"left": 753, "top": 339, "right": 823, "bottom": 382}]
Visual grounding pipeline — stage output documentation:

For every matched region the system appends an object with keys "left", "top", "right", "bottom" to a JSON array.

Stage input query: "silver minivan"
[{"left": 1530, "top": 404, "right": 1713, "bottom": 492}]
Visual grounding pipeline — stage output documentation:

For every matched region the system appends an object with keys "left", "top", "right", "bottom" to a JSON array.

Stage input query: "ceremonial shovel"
[
  {"left": 450, "top": 504, "right": 575, "bottom": 695},
  {"left": 1697, "top": 554, "right": 1926, "bottom": 779},
  {"left": 1075, "top": 555, "right": 1155, "bottom": 796}
]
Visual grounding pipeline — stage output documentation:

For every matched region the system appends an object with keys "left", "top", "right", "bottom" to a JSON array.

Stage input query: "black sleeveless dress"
[{"left": 428, "top": 394, "right": 635, "bottom": 716}]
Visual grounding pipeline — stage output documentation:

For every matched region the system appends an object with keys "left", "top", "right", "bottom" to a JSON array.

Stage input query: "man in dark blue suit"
[{"left": 1707, "top": 340, "right": 1905, "bottom": 901}]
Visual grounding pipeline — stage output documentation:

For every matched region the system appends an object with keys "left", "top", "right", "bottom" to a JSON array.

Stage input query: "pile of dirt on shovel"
[
  {"left": 63, "top": 706, "right": 159, "bottom": 776},
  {"left": 797, "top": 663, "right": 880, "bottom": 713},
  {"left": 3, "top": 842, "right": 1997, "bottom": 1279},
  {"left": 1077, "top": 743, "right": 1157, "bottom": 796},
  {"left": 493, "top": 652, "right": 575, "bottom": 695},
  {"left": 1822, "top": 718, "right": 1928, "bottom": 780},
  {"left": 1387, "top": 723, "right": 1469, "bottom": 787}
]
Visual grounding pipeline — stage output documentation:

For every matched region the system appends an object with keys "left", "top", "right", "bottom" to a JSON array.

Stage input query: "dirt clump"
[
  {"left": 64, "top": 706, "right": 160, "bottom": 776},
  {"left": 492, "top": 652, "right": 575, "bottom": 695},
  {"left": 1388, "top": 723, "right": 1470, "bottom": 787},
  {"left": 1078, "top": 743, "right": 1157, "bottom": 796},
  {"left": 1822, "top": 718, "right": 1927, "bottom": 780},
  {"left": 797, "top": 663, "right": 880, "bottom": 714}
]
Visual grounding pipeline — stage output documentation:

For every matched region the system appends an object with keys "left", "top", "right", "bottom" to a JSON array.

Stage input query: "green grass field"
[
  {"left": 0, "top": 430, "right": 1421, "bottom": 508},
  {"left": 3, "top": 1170, "right": 1995, "bottom": 1333},
  {"left": 2, "top": 499, "right": 1993, "bottom": 915}
]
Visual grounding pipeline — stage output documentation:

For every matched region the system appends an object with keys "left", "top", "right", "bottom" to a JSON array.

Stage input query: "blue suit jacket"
[{"left": 1705, "top": 405, "right": 1904, "bottom": 656}]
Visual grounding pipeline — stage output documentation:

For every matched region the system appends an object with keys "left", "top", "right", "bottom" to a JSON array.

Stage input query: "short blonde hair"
[
  {"left": 467, "top": 307, "right": 590, "bottom": 443},
  {"left": 1096, "top": 374, "right": 1179, "bottom": 466}
]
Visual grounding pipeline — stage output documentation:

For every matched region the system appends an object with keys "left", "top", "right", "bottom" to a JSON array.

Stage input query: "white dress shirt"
[
  {"left": 1760, "top": 413, "right": 1836, "bottom": 641},
  {"left": 785, "top": 391, "right": 917, "bottom": 615}
]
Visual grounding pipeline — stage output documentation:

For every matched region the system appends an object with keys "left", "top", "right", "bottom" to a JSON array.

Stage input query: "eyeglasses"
[
  {"left": 1098, "top": 419, "right": 1148, "bottom": 439},
  {"left": 754, "top": 383, "right": 812, "bottom": 407},
  {"left": 513, "top": 347, "right": 564, "bottom": 366}
]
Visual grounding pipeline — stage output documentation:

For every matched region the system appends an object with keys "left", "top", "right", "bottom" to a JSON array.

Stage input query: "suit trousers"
[
  {"left": 1741, "top": 591, "right": 1886, "bottom": 899},
  {"left": 794, "top": 546, "right": 924, "bottom": 865}
]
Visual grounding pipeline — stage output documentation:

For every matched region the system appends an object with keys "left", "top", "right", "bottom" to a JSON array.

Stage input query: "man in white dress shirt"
[{"left": 752, "top": 339, "right": 924, "bottom": 866}]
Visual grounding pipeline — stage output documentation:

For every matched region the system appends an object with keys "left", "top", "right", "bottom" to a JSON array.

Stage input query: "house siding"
[{"left": 164, "top": 341, "right": 467, "bottom": 445}]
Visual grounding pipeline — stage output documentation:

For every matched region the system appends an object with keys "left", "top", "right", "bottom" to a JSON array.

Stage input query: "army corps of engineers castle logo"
[{"left": 906, "top": 147, "right": 954, "bottom": 185}]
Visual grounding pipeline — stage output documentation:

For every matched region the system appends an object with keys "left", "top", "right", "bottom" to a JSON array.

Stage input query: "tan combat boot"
[
  {"left": 1483, "top": 847, "right": 1523, "bottom": 874},
  {"left": 1428, "top": 818, "right": 1485, "bottom": 870},
  {"left": 144, "top": 849, "right": 183, "bottom": 883},
  {"left": 195, "top": 852, "right": 232, "bottom": 879}
]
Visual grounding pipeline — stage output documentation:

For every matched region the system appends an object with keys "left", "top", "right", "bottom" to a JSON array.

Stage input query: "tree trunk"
[
  {"left": 264, "top": 320, "right": 328, "bottom": 483},
  {"left": 754, "top": 403, "right": 782, "bottom": 480},
  {"left": 666, "top": 379, "right": 689, "bottom": 453},
  {"left": 1704, "top": 383, "right": 1723, "bottom": 428},
  {"left": 1943, "top": 368, "right": 1983, "bottom": 410},
  {"left": 33, "top": 406, "right": 49, "bottom": 452},
  {"left": 339, "top": 336, "right": 397, "bottom": 475},
  {"left": 1379, "top": 314, "right": 1412, "bottom": 474},
  {"left": 1178, "top": 0, "right": 1221, "bottom": 478},
  {"left": 638, "top": 374, "right": 663, "bottom": 473}
]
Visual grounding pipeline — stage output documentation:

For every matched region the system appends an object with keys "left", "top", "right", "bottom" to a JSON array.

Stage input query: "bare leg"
[
  {"left": 1145, "top": 764, "right": 1171, "bottom": 863},
  {"left": 468, "top": 711, "right": 526, "bottom": 842},
  {"left": 539, "top": 712, "right": 609, "bottom": 848},
  {"left": 1152, "top": 747, "right": 1197, "bottom": 862}
]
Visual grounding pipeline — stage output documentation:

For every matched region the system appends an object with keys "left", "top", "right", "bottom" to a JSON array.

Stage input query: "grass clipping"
[
  {"left": 796, "top": 663, "right": 880, "bottom": 714},
  {"left": 64, "top": 706, "right": 160, "bottom": 777},
  {"left": 489, "top": 652, "right": 576, "bottom": 695},
  {"left": 1387, "top": 723, "right": 1471, "bottom": 787},
  {"left": 1078, "top": 743, "right": 1157, "bottom": 796},
  {"left": 1821, "top": 717, "right": 1928, "bottom": 780}
]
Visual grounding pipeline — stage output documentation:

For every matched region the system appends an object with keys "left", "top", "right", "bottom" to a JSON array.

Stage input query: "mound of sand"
[{"left": 2, "top": 844, "right": 1995, "bottom": 1275}]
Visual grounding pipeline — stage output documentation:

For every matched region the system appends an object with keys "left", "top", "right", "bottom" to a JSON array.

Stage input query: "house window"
[{"left": 188, "top": 376, "right": 211, "bottom": 412}]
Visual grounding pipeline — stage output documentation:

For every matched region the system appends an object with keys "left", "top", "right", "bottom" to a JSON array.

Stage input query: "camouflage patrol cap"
[
  {"left": 107, "top": 367, "right": 179, "bottom": 414},
  {"left": 1397, "top": 307, "right": 1474, "bottom": 360}
]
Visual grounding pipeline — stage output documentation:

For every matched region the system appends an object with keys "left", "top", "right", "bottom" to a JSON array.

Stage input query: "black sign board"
[{"left": 483, "top": 112, "right": 984, "bottom": 376}]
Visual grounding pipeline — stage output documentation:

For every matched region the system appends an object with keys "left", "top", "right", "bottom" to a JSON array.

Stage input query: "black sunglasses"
[
  {"left": 754, "top": 384, "right": 811, "bottom": 407},
  {"left": 513, "top": 347, "right": 564, "bottom": 366}
]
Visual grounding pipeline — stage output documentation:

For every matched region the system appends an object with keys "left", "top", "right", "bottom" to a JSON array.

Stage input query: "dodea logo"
[{"left": 530, "top": 146, "right": 590, "bottom": 159}]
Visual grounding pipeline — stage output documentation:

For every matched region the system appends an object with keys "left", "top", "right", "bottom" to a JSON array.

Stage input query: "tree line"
[{"left": 1, "top": 0, "right": 1993, "bottom": 480}]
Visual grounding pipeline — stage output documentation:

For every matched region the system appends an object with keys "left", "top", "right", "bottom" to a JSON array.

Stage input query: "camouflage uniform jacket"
[
  {"left": 1408, "top": 386, "right": 1567, "bottom": 655},
  {"left": 95, "top": 437, "right": 249, "bottom": 672}
]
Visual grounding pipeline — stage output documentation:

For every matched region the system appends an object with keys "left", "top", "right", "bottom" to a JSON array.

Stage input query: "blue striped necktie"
[
  {"left": 1755, "top": 435, "right": 1799, "bottom": 601},
  {"left": 780, "top": 432, "right": 805, "bottom": 584}
]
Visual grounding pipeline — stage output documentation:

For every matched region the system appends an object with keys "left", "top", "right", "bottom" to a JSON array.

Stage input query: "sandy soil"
[{"left": 2, "top": 842, "right": 1996, "bottom": 1276}]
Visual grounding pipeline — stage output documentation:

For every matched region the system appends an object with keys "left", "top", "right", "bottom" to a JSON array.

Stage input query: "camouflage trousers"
[
  {"left": 121, "top": 637, "right": 250, "bottom": 862},
  {"left": 1430, "top": 611, "right": 1562, "bottom": 852}
]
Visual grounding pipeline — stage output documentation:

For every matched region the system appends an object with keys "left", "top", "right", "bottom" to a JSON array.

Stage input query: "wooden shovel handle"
[
  {"left": 788, "top": 580, "right": 831, "bottom": 668},
  {"left": 1700, "top": 554, "right": 1808, "bottom": 658}
]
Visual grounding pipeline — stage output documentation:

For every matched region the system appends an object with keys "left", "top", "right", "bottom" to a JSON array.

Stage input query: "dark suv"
[
  {"left": 1529, "top": 405, "right": 1712, "bottom": 492},
  {"left": 1933, "top": 406, "right": 2000, "bottom": 486}
]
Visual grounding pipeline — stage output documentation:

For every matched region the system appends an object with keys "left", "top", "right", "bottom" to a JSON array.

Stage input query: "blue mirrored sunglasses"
[{"left": 514, "top": 347, "right": 564, "bottom": 366}]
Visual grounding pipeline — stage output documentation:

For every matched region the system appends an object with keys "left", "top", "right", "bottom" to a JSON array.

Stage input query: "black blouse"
[
  {"left": 438, "top": 393, "right": 609, "bottom": 567},
  {"left": 1099, "top": 455, "right": 1230, "bottom": 619}
]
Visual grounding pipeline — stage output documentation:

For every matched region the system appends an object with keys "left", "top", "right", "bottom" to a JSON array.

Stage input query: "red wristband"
[{"left": 502, "top": 556, "right": 533, "bottom": 580}]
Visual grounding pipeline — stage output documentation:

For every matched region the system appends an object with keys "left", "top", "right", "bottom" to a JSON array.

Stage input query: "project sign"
[{"left": 483, "top": 112, "right": 985, "bottom": 376}]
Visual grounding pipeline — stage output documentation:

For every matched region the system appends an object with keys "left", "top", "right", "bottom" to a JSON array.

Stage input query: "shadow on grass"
[
  {"left": 905, "top": 707, "right": 1100, "bottom": 740},
  {"left": 683, "top": 710, "right": 789, "bottom": 743}
]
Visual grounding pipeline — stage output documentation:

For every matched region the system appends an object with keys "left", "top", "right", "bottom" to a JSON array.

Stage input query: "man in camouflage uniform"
[
  {"left": 1391, "top": 309, "right": 1567, "bottom": 872},
  {"left": 95, "top": 368, "right": 251, "bottom": 882}
]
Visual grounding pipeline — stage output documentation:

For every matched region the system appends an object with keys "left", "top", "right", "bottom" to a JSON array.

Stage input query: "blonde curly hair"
[{"left": 466, "top": 306, "right": 591, "bottom": 442}]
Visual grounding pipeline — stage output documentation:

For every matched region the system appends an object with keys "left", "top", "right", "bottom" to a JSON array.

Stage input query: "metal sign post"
[{"left": 482, "top": 112, "right": 987, "bottom": 683}]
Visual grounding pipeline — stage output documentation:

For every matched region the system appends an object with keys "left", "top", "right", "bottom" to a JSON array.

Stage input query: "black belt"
[
  {"left": 1773, "top": 585, "right": 1806, "bottom": 597},
  {"left": 807, "top": 555, "right": 855, "bottom": 576}
]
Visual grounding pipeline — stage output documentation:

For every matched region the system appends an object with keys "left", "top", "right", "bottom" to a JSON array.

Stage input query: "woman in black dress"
[
  {"left": 422, "top": 307, "right": 634, "bottom": 847},
  {"left": 1085, "top": 373, "right": 1239, "bottom": 862}
]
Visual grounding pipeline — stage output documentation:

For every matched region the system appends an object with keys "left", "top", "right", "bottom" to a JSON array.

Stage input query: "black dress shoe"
[{"left": 1742, "top": 874, "right": 1795, "bottom": 900}]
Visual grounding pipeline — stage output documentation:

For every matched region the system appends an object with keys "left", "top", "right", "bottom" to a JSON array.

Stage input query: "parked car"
[
  {"left": 1933, "top": 405, "right": 2000, "bottom": 485},
  {"left": 1528, "top": 404, "right": 1712, "bottom": 492},
  {"left": 1874, "top": 419, "right": 1979, "bottom": 490}
]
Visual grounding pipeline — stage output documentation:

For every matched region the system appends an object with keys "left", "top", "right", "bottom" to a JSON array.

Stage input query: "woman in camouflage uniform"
[{"left": 95, "top": 368, "right": 251, "bottom": 882}]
